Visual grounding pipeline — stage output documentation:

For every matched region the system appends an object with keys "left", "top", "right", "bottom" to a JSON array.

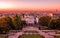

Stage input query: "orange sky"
[{"left": 0, "top": 0, "right": 60, "bottom": 11}]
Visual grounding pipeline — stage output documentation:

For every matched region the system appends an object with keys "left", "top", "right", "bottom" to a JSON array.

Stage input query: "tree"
[
  {"left": 4, "top": 16, "right": 15, "bottom": 30},
  {"left": 12, "top": 14, "right": 22, "bottom": 30},
  {"left": 38, "top": 16, "right": 51, "bottom": 26},
  {"left": 21, "top": 20, "right": 27, "bottom": 27},
  {"left": 0, "top": 16, "right": 15, "bottom": 33},
  {"left": 48, "top": 18, "right": 60, "bottom": 30}
]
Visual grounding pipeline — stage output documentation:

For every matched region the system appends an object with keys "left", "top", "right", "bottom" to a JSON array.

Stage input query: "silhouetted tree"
[
  {"left": 0, "top": 16, "right": 15, "bottom": 33},
  {"left": 21, "top": 20, "right": 27, "bottom": 27},
  {"left": 12, "top": 14, "right": 22, "bottom": 30},
  {"left": 38, "top": 16, "right": 51, "bottom": 26},
  {"left": 48, "top": 18, "right": 60, "bottom": 30}
]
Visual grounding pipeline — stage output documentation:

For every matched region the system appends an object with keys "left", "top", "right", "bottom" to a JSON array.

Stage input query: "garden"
[{"left": 18, "top": 34, "right": 44, "bottom": 38}]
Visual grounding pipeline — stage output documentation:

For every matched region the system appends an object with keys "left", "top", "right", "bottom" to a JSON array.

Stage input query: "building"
[{"left": 53, "top": 13, "right": 60, "bottom": 18}]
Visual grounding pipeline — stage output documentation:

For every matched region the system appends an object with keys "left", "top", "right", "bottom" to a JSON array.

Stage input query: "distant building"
[
  {"left": 46, "top": 13, "right": 53, "bottom": 17},
  {"left": 53, "top": 13, "right": 60, "bottom": 18}
]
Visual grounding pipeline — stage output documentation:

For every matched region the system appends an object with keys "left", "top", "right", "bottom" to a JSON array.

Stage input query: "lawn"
[
  {"left": 18, "top": 34, "right": 44, "bottom": 38},
  {"left": 24, "top": 31, "right": 38, "bottom": 33}
]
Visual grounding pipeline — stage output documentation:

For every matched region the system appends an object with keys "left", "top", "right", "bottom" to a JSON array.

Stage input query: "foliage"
[
  {"left": 12, "top": 14, "right": 22, "bottom": 30},
  {"left": 0, "top": 16, "right": 15, "bottom": 33},
  {"left": 38, "top": 16, "right": 51, "bottom": 26},
  {"left": 21, "top": 20, "right": 27, "bottom": 27},
  {"left": 48, "top": 18, "right": 60, "bottom": 30}
]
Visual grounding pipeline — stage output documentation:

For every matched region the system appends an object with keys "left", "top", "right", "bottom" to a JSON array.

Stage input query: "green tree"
[
  {"left": 4, "top": 16, "right": 15, "bottom": 30},
  {"left": 48, "top": 18, "right": 60, "bottom": 30},
  {"left": 0, "top": 16, "right": 15, "bottom": 33},
  {"left": 12, "top": 14, "right": 22, "bottom": 30},
  {"left": 38, "top": 16, "right": 51, "bottom": 26},
  {"left": 21, "top": 20, "right": 27, "bottom": 27}
]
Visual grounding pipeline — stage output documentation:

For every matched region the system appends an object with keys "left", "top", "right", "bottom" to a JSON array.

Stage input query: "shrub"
[
  {"left": 38, "top": 16, "right": 51, "bottom": 26},
  {"left": 48, "top": 18, "right": 60, "bottom": 30}
]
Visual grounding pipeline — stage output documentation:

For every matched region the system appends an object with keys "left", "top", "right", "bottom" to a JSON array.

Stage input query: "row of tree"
[
  {"left": 38, "top": 16, "right": 60, "bottom": 30},
  {"left": 0, "top": 15, "right": 27, "bottom": 34},
  {"left": 0, "top": 15, "right": 60, "bottom": 33}
]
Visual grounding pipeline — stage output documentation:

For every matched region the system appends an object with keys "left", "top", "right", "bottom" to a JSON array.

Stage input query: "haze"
[{"left": 0, "top": 0, "right": 60, "bottom": 11}]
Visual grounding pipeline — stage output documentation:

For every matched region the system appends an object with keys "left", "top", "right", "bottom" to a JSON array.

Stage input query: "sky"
[{"left": 0, "top": 0, "right": 60, "bottom": 11}]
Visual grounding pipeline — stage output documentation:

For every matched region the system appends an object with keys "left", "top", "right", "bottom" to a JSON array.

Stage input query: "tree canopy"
[
  {"left": 48, "top": 18, "right": 60, "bottom": 30},
  {"left": 0, "top": 16, "right": 15, "bottom": 33},
  {"left": 38, "top": 16, "right": 51, "bottom": 26},
  {"left": 12, "top": 15, "right": 22, "bottom": 30}
]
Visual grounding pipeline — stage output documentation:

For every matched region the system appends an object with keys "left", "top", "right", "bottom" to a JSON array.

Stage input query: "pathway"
[{"left": 8, "top": 26, "right": 55, "bottom": 38}]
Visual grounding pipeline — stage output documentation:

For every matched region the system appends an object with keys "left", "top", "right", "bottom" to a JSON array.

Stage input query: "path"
[{"left": 8, "top": 26, "right": 55, "bottom": 38}]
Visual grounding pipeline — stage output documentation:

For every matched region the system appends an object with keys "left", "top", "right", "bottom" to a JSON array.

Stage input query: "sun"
[{"left": 0, "top": 2, "right": 13, "bottom": 9}]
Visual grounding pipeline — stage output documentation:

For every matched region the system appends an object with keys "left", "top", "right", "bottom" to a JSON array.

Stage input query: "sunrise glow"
[
  {"left": 0, "top": 0, "right": 60, "bottom": 10},
  {"left": 0, "top": 2, "right": 13, "bottom": 9}
]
